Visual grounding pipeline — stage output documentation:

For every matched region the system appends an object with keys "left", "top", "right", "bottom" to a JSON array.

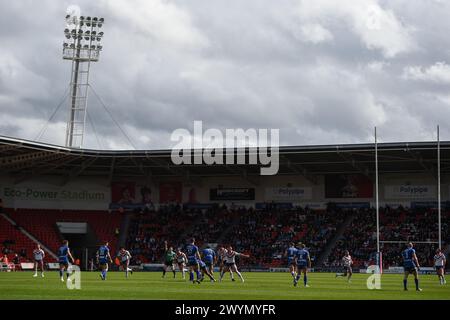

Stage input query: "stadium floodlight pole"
[
  {"left": 437, "top": 125, "right": 442, "bottom": 249},
  {"left": 375, "top": 127, "right": 380, "bottom": 254},
  {"left": 63, "top": 13, "right": 105, "bottom": 148}
]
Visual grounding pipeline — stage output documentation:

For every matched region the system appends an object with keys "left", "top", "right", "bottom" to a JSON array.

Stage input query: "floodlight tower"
[{"left": 63, "top": 14, "right": 105, "bottom": 148}]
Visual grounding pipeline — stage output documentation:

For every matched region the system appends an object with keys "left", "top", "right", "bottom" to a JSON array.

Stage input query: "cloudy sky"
[{"left": 1, "top": 0, "right": 450, "bottom": 150}]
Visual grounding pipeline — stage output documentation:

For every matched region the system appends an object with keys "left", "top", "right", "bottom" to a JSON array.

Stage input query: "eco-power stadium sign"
[{"left": 1, "top": 186, "right": 106, "bottom": 202}]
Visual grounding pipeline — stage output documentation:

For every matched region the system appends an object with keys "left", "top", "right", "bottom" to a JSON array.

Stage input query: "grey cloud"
[{"left": 0, "top": 0, "right": 450, "bottom": 150}]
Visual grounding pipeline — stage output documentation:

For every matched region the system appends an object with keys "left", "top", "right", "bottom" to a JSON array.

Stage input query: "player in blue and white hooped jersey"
[
  {"left": 402, "top": 242, "right": 422, "bottom": 291},
  {"left": 285, "top": 243, "right": 297, "bottom": 280},
  {"left": 293, "top": 243, "right": 311, "bottom": 287},
  {"left": 434, "top": 248, "right": 446, "bottom": 285},
  {"left": 97, "top": 241, "right": 113, "bottom": 281},
  {"left": 58, "top": 240, "right": 75, "bottom": 282},
  {"left": 185, "top": 238, "right": 202, "bottom": 284},
  {"left": 202, "top": 246, "right": 216, "bottom": 276}
]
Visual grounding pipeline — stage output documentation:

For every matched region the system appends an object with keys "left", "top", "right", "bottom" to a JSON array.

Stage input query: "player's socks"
[
  {"left": 59, "top": 270, "right": 63, "bottom": 278},
  {"left": 173, "top": 270, "right": 176, "bottom": 278},
  {"left": 291, "top": 271, "right": 296, "bottom": 278},
  {"left": 196, "top": 270, "right": 201, "bottom": 280},
  {"left": 304, "top": 275, "right": 308, "bottom": 286},
  {"left": 414, "top": 279, "right": 420, "bottom": 291},
  {"left": 162, "top": 270, "right": 166, "bottom": 278},
  {"left": 403, "top": 279, "right": 407, "bottom": 290},
  {"left": 189, "top": 271, "right": 194, "bottom": 282},
  {"left": 236, "top": 271, "right": 244, "bottom": 282},
  {"left": 219, "top": 271, "right": 224, "bottom": 281}
]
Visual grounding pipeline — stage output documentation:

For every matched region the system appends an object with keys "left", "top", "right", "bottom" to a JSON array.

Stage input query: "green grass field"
[{"left": 0, "top": 271, "right": 449, "bottom": 300}]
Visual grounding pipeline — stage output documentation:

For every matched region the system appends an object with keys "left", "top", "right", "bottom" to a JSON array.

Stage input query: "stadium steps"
[
  {"left": 0, "top": 212, "right": 58, "bottom": 259},
  {"left": 117, "top": 213, "right": 131, "bottom": 249},
  {"left": 314, "top": 212, "right": 356, "bottom": 266}
]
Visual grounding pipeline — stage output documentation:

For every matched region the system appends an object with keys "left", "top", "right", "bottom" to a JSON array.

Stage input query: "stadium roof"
[{"left": 0, "top": 135, "right": 449, "bottom": 184}]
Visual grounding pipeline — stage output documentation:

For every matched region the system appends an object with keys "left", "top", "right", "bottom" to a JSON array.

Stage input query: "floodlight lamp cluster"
[{"left": 63, "top": 15, "right": 105, "bottom": 61}]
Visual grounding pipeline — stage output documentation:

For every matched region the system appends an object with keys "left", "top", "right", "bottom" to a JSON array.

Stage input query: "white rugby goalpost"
[{"left": 373, "top": 126, "right": 442, "bottom": 272}]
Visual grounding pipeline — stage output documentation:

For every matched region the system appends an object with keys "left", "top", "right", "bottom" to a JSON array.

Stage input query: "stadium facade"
[{"left": 0, "top": 135, "right": 448, "bottom": 211}]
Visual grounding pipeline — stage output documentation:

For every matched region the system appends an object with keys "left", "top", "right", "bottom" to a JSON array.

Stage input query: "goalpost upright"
[
  {"left": 437, "top": 125, "right": 442, "bottom": 250},
  {"left": 375, "top": 127, "right": 382, "bottom": 271},
  {"left": 375, "top": 126, "right": 442, "bottom": 273}
]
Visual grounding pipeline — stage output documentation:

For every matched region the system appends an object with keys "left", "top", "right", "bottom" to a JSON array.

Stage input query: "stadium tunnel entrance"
[{"left": 57, "top": 222, "right": 100, "bottom": 271}]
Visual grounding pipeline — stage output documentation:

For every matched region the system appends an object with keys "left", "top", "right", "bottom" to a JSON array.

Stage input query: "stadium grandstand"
[{"left": 0, "top": 135, "right": 449, "bottom": 273}]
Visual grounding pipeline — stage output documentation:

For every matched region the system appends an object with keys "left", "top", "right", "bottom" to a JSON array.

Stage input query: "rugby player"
[
  {"left": 176, "top": 248, "right": 188, "bottom": 280},
  {"left": 402, "top": 242, "right": 422, "bottom": 291},
  {"left": 162, "top": 241, "right": 177, "bottom": 278},
  {"left": 186, "top": 238, "right": 202, "bottom": 284},
  {"left": 293, "top": 243, "right": 311, "bottom": 287},
  {"left": 285, "top": 242, "right": 297, "bottom": 280},
  {"left": 33, "top": 244, "right": 45, "bottom": 278},
  {"left": 97, "top": 241, "right": 113, "bottom": 281},
  {"left": 217, "top": 246, "right": 227, "bottom": 275},
  {"left": 117, "top": 247, "right": 133, "bottom": 278},
  {"left": 202, "top": 245, "right": 216, "bottom": 276},
  {"left": 58, "top": 240, "right": 75, "bottom": 282},
  {"left": 198, "top": 259, "right": 216, "bottom": 282},
  {"left": 335, "top": 250, "right": 353, "bottom": 283},
  {"left": 434, "top": 248, "right": 447, "bottom": 285},
  {"left": 219, "top": 246, "right": 250, "bottom": 283}
]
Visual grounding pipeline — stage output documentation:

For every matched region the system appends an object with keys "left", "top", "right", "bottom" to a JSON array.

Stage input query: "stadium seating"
[
  {"left": 0, "top": 214, "right": 36, "bottom": 263},
  {"left": 226, "top": 207, "right": 346, "bottom": 267},
  {"left": 3, "top": 205, "right": 448, "bottom": 269},
  {"left": 126, "top": 205, "right": 347, "bottom": 268},
  {"left": 326, "top": 207, "right": 450, "bottom": 269},
  {"left": 126, "top": 205, "right": 200, "bottom": 264},
  {"left": 4, "top": 209, "right": 123, "bottom": 261}
]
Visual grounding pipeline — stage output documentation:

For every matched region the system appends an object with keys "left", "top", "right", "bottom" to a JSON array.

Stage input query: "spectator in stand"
[
  {"left": 124, "top": 203, "right": 449, "bottom": 269},
  {"left": 1, "top": 255, "right": 8, "bottom": 264},
  {"left": 12, "top": 254, "right": 20, "bottom": 265}
]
